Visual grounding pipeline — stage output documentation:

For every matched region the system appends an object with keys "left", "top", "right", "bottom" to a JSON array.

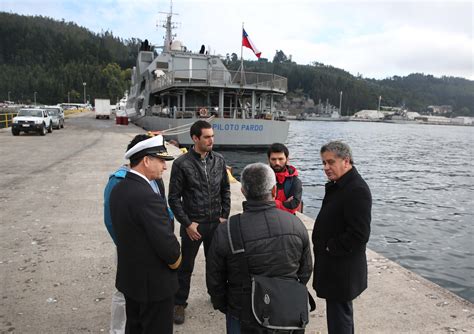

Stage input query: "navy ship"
[{"left": 125, "top": 5, "right": 289, "bottom": 148}]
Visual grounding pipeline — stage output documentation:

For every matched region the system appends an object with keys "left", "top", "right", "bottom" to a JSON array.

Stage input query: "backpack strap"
[
  {"left": 228, "top": 214, "right": 252, "bottom": 323},
  {"left": 227, "top": 214, "right": 245, "bottom": 254}
]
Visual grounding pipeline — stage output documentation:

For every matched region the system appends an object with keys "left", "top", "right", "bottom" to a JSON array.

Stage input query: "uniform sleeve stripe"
[{"left": 168, "top": 254, "right": 182, "bottom": 270}]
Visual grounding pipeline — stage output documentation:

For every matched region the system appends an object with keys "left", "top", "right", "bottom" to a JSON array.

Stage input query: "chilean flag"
[{"left": 242, "top": 29, "right": 261, "bottom": 59}]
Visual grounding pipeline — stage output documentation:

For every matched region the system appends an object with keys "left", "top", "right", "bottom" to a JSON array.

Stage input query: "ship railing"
[
  {"left": 149, "top": 69, "right": 287, "bottom": 92},
  {"left": 150, "top": 105, "right": 287, "bottom": 121}
]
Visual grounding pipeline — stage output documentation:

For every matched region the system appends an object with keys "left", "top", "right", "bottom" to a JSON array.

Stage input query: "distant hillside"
[
  {"left": 227, "top": 55, "right": 474, "bottom": 116},
  {"left": 0, "top": 12, "right": 141, "bottom": 105},
  {"left": 1, "top": 12, "right": 473, "bottom": 116}
]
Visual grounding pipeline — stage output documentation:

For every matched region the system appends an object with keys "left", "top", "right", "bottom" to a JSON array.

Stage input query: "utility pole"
[
  {"left": 8, "top": 91, "right": 11, "bottom": 102},
  {"left": 378, "top": 95, "right": 382, "bottom": 111},
  {"left": 83, "top": 82, "right": 87, "bottom": 105},
  {"left": 34, "top": 92, "right": 37, "bottom": 105},
  {"left": 67, "top": 91, "right": 70, "bottom": 103},
  {"left": 339, "top": 91, "right": 343, "bottom": 116}
]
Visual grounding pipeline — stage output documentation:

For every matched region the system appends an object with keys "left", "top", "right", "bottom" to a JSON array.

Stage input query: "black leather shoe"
[{"left": 174, "top": 305, "right": 185, "bottom": 324}]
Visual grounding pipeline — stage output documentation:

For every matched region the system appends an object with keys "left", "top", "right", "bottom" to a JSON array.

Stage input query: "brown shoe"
[{"left": 174, "top": 305, "right": 185, "bottom": 324}]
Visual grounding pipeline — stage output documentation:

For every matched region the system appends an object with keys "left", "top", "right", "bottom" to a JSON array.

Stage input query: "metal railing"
[
  {"left": 0, "top": 112, "right": 18, "bottom": 129},
  {"left": 150, "top": 69, "right": 287, "bottom": 92},
  {"left": 148, "top": 105, "right": 288, "bottom": 121}
]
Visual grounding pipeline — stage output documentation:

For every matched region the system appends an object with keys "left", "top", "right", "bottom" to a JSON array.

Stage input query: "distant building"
[
  {"left": 452, "top": 117, "right": 473, "bottom": 125},
  {"left": 427, "top": 105, "right": 452, "bottom": 114},
  {"left": 414, "top": 115, "right": 453, "bottom": 124},
  {"left": 353, "top": 109, "right": 384, "bottom": 119}
]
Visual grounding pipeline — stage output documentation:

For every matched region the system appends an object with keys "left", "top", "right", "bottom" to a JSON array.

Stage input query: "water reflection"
[{"left": 220, "top": 120, "right": 474, "bottom": 303}]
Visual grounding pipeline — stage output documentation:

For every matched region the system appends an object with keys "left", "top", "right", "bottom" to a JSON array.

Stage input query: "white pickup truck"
[
  {"left": 11, "top": 108, "right": 53, "bottom": 136},
  {"left": 95, "top": 99, "right": 111, "bottom": 119}
]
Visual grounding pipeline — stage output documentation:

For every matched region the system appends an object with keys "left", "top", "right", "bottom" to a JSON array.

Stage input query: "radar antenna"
[{"left": 158, "top": 0, "right": 179, "bottom": 52}]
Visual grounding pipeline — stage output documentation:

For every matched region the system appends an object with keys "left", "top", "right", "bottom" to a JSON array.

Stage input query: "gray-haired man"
[
  {"left": 206, "top": 162, "right": 313, "bottom": 332},
  {"left": 313, "top": 141, "right": 372, "bottom": 334}
]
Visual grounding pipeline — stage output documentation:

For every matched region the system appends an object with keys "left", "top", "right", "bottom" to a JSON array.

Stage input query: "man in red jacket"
[{"left": 267, "top": 143, "right": 303, "bottom": 214}]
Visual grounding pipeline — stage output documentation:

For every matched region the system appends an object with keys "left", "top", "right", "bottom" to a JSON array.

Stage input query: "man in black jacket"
[
  {"left": 206, "top": 162, "right": 312, "bottom": 333},
  {"left": 168, "top": 120, "right": 231, "bottom": 324},
  {"left": 110, "top": 134, "right": 182, "bottom": 334},
  {"left": 312, "top": 141, "right": 372, "bottom": 334}
]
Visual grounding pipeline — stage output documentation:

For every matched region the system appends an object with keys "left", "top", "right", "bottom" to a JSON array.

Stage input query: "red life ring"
[{"left": 199, "top": 108, "right": 208, "bottom": 117}]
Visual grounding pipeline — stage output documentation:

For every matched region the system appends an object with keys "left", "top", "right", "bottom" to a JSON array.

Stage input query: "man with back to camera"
[
  {"left": 110, "top": 134, "right": 181, "bottom": 334},
  {"left": 168, "top": 120, "right": 231, "bottom": 324},
  {"left": 267, "top": 142, "right": 303, "bottom": 214},
  {"left": 313, "top": 140, "right": 372, "bottom": 334},
  {"left": 206, "top": 162, "right": 313, "bottom": 333}
]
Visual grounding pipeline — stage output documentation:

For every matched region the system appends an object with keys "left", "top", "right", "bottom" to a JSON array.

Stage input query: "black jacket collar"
[
  {"left": 126, "top": 171, "right": 152, "bottom": 187},
  {"left": 326, "top": 166, "right": 359, "bottom": 189},
  {"left": 243, "top": 200, "right": 276, "bottom": 212},
  {"left": 190, "top": 146, "right": 213, "bottom": 161}
]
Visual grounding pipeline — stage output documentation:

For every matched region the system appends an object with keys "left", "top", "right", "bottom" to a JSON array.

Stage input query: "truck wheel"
[{"left": 48, "top": 123, "right": 53, "bottom": 133}]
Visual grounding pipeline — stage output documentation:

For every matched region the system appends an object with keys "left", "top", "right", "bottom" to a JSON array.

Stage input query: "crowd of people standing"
[{"left": 103, "top": 120, "right": 372, "bottom": 334}]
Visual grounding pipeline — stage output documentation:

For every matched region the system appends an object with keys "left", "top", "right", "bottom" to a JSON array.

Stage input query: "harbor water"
[{"left": 220, "top": 120, "right": 474, "bottom": 303}]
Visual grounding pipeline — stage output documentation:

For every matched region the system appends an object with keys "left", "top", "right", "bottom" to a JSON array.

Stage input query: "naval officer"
[{"left": 110, "top": 134, "right": 181, "bottom": 334}]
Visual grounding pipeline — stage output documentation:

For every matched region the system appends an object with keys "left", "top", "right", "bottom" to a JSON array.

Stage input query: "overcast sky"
[{"left": 2, "top": 0, "right": 473, "bottom": 80}]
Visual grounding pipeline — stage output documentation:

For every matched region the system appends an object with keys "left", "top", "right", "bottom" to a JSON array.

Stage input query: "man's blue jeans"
[{"left": 226, "top": 313, "right": 241, "bottom": 334}]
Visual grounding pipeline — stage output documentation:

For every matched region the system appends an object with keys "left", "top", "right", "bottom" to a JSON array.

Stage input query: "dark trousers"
[
  {"left": 175, "top": 223, "right": 218, "bottom": 305},
  {"left": 226, "top": 314, "right": 305, "bottom": 334},
  {"left": 326, "top": 299, "right": 354, "bottom": 334},
  {"left": 124, "top": 294, "right": 174, "bottom": 334}
]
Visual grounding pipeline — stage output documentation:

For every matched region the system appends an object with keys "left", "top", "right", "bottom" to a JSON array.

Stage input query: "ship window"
[
  {"left": 156, "top": 62, "right": 168, "bottom": 70},
  {"left": 140, "top": 52, "right": 153, "bottom": 62}
]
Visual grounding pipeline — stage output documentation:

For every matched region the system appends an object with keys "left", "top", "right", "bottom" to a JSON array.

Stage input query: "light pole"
[
  {"left": 378, "top": 95, "right": 382, "bottom": 111},
  {"left": 83, "top": 82, "right": 87, "bottom": 105},
  {"left": 8, "top": 91, "right": 11, "bottom": 102},
  {"left": 339, "top": 91, "right": 343, "bottom": 116},
  {"left": 34, "top": 91, "right": 37, "bottom": 105},
  {"left": 67, "top": 91, "right": 70, "bottom": 103}
]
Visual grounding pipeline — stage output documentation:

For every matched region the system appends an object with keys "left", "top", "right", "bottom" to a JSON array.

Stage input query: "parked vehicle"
[
  {"left": 11, "top": 108, "right": 53, "bottom": 136},
  {"left": 94, "top": 99, "right": 111, "bottom": 119},
  {"left": 45, "top": 106, "right": 65, "bottom": 129}
]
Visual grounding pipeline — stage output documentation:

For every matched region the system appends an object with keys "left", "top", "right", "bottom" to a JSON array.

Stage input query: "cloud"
[{"left": 1, "top": 0, "right": 472, "bottom": 79}]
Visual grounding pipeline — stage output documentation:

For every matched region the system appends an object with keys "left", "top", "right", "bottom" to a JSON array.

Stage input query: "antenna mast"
[{"left": 158, "top": 0, "right": 179, "bottom": 52}]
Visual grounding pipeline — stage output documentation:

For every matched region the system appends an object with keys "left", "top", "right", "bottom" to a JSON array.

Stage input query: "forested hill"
[
  {"left": 1, "top": 12, "right": 473, "bottom": 116},
  {"left": 0, "top": 12, "right": 139, "bottom": 105}
]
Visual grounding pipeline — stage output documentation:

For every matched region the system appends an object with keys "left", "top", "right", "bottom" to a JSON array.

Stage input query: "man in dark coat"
[
  {"left": 110, "top": 134, "right": 182, "bottom": 334},
  {"left": 168, "top": 120, "right": 231, "bottom": 324},
  {"left": 207, "top": 162, "right": 312, "bottom": 333},
  {"left": 267, "top": 142, "right": 303, "bottom": 214},
  {"left": 313, "top": 140, "right": 372, "bottom": 334}
]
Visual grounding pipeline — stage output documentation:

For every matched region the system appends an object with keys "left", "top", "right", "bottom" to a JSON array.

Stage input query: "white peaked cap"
[{"left": 124, "top": 134, "right": 174, "bottom": 161}]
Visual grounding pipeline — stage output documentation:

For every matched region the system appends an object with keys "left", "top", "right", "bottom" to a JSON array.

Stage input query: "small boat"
[{"left": 125, "top": 6, "right": 289, "bottom": 148}]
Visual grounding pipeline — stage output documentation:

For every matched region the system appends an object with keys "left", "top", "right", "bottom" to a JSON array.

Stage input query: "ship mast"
[{"left": 159, "top": 1, "right": 178, "bottom": 52}]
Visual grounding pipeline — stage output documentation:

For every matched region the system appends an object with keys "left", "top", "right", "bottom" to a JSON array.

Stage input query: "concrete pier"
[{"left": 0, "top": 112, "right": 472, "bottom": 333}]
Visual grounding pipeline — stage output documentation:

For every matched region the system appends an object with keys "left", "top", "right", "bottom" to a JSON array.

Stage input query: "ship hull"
[{"left": 134, "top": 116, "right": 289, "bottom": 148}]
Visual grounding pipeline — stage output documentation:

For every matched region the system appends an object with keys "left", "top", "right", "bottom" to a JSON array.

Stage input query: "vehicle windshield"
[
  {"left": 17, "top": 109, "right": 43, "bottom": 117},
  {"left": 47, "top": 109, "right": 59, "bottom": 116}
]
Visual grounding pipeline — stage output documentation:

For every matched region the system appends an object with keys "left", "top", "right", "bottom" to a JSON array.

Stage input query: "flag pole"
[{"left": 240, "top": 22, "right": 244, "bottom": 83}]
